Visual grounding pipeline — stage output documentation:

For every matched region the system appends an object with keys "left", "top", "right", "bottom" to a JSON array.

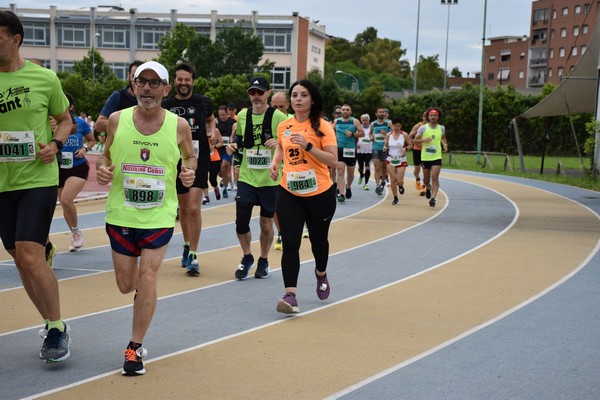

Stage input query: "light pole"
[
  {"left": 335, "top": 70, "right": 359, "bottom": 92},
  {"left": 441, "top": 0, "right": 458, "bottom": 91},
  {"left": 92, "top": 32, "right": 100, "bottom": 80},
  {"left": 477, "top": 0, "right": 487, "bottom": 164},
  {"left": 414, "top": 0, "right": 421, "bottom": 93}
]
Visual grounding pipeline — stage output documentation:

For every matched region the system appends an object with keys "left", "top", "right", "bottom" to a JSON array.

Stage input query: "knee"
[{"left": 235, "top": 202, "right": 253, "bottom": 234}]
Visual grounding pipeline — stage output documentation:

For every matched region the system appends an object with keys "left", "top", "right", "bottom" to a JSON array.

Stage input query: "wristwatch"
[
  {"left": 50, "top": 139, "right": 63, "bottom": 151},
  {"left": 83, "top": 144, "right": 89, "bottom": 151},
  {"left": 305, "top": 142, "right": 313, "bottom": 152}
]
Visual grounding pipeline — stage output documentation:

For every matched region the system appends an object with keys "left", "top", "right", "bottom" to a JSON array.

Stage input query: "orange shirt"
[{"left": 277, "top": 117, "right": 337, "bottom": 197}]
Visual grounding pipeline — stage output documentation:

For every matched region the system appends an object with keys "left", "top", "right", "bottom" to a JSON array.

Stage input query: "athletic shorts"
[
  {"left": 372, "top": 149, "right": 388, "bottom": 162},
  {"left": 386, "top": 160, "right": 408, "bottom": 167},
  {"left": 105, "top": 223, "right": 174, "bottom": 257},
  {"left": 59, "top": 160, "right": 89, "bottom": 188},
  {"left": 221, "top": 153, "right": 233, "bottom": 164},
  {"left": 356, "top": 152, "right": 372, "bottom": 168},
  {"left": 235, "top": 181, "right": 278, "bottom": 217},
  {"left": 0, "top": 186, "right": 57, "bottom": 250},
  {"left": 337, "top": 147, "right": 357, "bottom": 167},
  {"left": 422, "top": 159, "right": 442, "bottom": 169},
  {"left": 412, "top": 149, "right": 422, "bottom": 165},
  {"left": 177, "top": 155, "right": 209, "bottom": 193}
]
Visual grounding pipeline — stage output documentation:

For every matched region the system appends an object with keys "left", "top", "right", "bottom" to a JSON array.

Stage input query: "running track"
[{"left": 1, "top": 168, "right": 599, "bottom": 400}]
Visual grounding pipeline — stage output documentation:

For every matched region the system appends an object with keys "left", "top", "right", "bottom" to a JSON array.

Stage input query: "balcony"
[
  {"left": 529, "top": 57, "right": 548, "bottom": 67},
  {"left": 528, "top": 76, "right": 546, "bottom": 87}
]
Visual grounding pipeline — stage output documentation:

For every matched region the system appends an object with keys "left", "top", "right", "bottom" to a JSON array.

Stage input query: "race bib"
[
  {"left": 342, "top": 147, "right": 356, "bottom": 158},
  {"left": 222, "top": 136, "right": 230, "bottom": 145},
  {"left": 60, "top": 152, "right": 74, "bottom": 169},
  {"left": 245, "top": 148, "right": 271, "bottom": 169},
  {"left": 374, "top": 133, "right": 386, "bottom": 143},
  {"left": 123, "top": 177, "right": 165, "bottom": 209},
  {"left": 287, "top": 169, "right": 318, "bottom": 195},
  {"left": 361, "top": 137, "right": 371, "bottom": 144},
  {"left": 389, "top": 156, "right": 403, "bottom": 166},
  {"left": 424, "top": 144, "right": 438, "bottom": 154},
  {"left": 0, "top": 131, "right": 36, "bottom": 162}
]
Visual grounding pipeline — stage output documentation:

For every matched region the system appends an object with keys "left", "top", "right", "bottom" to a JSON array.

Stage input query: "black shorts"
[
  {"left": 106, "top": 223, "right": 174, "bottom": 257},
  {"left": 422, "top": 159, "right": 442, "bottom": 169},
  {"left": 58, "top": 160, "right": 90, "bottom": 188},
  {"left": 176, "top": 155, "right": 209, "bottom": 193},
  {"left": 235, "top": 181, "right": 278, "bottom": 217},
  {"left": 412, "top": 149, "right": 422, "bottom": 166},
  {"left": 337, "top": 147, "right": 357, "bottom": 167},
  {"left": 0, "top": 186, "right": 57, "bottom": 250}
]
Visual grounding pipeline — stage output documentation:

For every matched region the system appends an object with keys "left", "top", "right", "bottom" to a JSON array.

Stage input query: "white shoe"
[
  {"left": 69, "top": 229, "right": 84, "bottom": 251},
  {"left": 302, "top": 228, "right": 309, "bottom": 238}
]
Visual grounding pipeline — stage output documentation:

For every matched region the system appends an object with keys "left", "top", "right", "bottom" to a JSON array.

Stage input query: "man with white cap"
[
  {"left": 225, "top": 76, "right": 288, "bottom": 280},
  {"left": 96, "top": 60, "right": 197, "bottom": 376}
]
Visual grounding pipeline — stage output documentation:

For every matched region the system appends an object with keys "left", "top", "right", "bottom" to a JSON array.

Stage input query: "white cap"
[{"left": 134, "top": 61, "right": 169, "bottom": 82}]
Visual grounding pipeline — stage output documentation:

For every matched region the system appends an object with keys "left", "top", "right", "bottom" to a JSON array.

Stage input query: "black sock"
[{"left": 364, "top": 170, "right": 371, "bottom": 183}]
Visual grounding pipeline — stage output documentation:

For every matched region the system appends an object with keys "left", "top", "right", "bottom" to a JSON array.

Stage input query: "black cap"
[
  {"left": 248, "top": 76, "right": 270, "bottom": 92},
  {"left": 227, "top": 103, "right": 236, "bottom": 109}
]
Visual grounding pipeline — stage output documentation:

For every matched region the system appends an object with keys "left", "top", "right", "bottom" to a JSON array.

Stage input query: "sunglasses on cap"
[{"left": 248, "top": 89, "right": 266, "bottom": 96}]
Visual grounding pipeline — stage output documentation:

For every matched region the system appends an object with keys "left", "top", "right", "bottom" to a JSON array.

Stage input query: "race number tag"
[
  {"left": 389, "top": 156, "right": 403, "bottom": 166},
  {"left": 424, "top": 144, "right": 438, "bottom": 154},
  {"left": 342, "top": 147, "right": 356, "bottom": 158},
  {"left": 0, "top": 131, "right": 36, "bottom": 162},
  {"left": 123, "top": 177, "right": 165, "bottom": 209},
  {"left": 374, "top": 133, "right": 386, "bottom": 143},
  {"left": 60, "top": 152, "right": 74, "bottom": 169},
  {"left": 361, "top": 137, "right": 371, "bottom": 144},
  {"left": 222, "top": 136, "right": 230, "bottom": 145},
  {"left": 245, "top": 149, "right": 271, "bottom": 169},
  {"left": 287, "top": 169, "right": 318, "bottom": 195}
]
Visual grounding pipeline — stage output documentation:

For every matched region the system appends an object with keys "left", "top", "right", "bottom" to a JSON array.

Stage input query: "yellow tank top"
[{"left": 105, "top": 107, "right": 180, "bottom": 228}]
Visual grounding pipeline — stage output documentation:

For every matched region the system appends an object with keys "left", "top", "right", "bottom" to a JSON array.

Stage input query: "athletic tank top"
[
  {"left": 371, "top": 121, "right": 389, "bottom": 151},
  {"left": 105, "top": 107, "right": 180, "bottom": 228},
  {"left": 420, "top": 124, "right": 444, "bottom": 162}
]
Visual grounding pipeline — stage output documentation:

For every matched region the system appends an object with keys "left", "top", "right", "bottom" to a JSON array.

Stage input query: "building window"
[
  {"left": 497, "top": 69, "right": 510, "bottom": 81},
  {"left": 519, "top": 71, "right": 524, "bottom": 79},
  {"left": 57, "top": 24, "right": 89, "bottom": 47},
  {"left": 57, "top": 60, "right": 75, "bottom": 73},
  {"left": 311, "top": 45, "right": 321, "bottom": 55},
  {"left": 584, "top": 3, "right": 591, "bottom": 13},
  {"left": 560, "top": 28, "right": 567, "bottom": 38},
  {"left": 549, "top": 68, "right": 553, "bottom": 78},
  {"left": 558, "top": 67, "right": 564, "bottom": 77},
  {"left": 488, "top": 73, "right": 494, "bottom": 81},
  {"left": 534, "top": 9, "right": 548, "bottom": 22},
  {"left": 582, "top": 45, "right": 587, "bottom": 54},
  {"left": 575, "top": 5, "right": 581, "bottom": 14},
  {"left": 520, "top": 52, "right": 525, "bottom": 59},
  {"left": 23, "top": 22, "right": 50, "bottom": 46},
  {"left": 562, "top": 7, "right": 568, "bottom": 17},
  {"left": 572, "top": 46, "right": 578, "bottom": 56},
  {"left": 574, "top": 26, "right": 580, "bottom": 36},
  {"left": 258, "top": 29, "right": 292, "bottom": 53},
  {"left": 500, "top": 52, "right": 511, "bottom": 62},
  {"left": 136, "top": 26, "right": 168, "bottom": 50},
  {"left": 270, "top": 67, "right": 291, "bottom": 89},
  {"left": 550, "top": 48, "right": 554, "bottom": 58},
  {"left": 553, "top": 9, "right": 557, "bottom": 19},
  {"left": 559, "top": 47, "right": 565, "bottom": 57},
  {"left": 97, "top": 25, "right": 129, "bottom": 49},
  {"left": 489, "top": 55, "right": 496, "bottom": 63},
  {"left": 106, "top": 62, "right": 129, "bottom": 79},
  {"left": 551, "top": 29, "right": 555, "bottom": 39},
  {"left": 583, "top": 25, "right": 589, "bottom": 34}
]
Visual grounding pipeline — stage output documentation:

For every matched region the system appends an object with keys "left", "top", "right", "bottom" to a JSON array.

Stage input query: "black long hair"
[{"left": 289, "top": 79, "right": 326, "bottom": 137}]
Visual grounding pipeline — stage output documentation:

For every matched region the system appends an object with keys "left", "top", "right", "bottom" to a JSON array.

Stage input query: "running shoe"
[
  {"left": 122, "top": 346, "right": 147, "bottom": 376},
  {"left": 399, "top": 185, "right": 405, "bottom": 195},
  {"left": 419, "top": 187, "right": 426, "bottom": 196},
  {"left": 254, "top": 257, "right": 270, "bottom": 279},
  {"left": 186, "top": 253, "right": 200, "bottom": 275},
  {"left": 302, "top": 228, "right": 309, "bottom": 238},
  {"left": 181, "top": 244, "right": 189, "bottom": 268},
  {"left": 235, "top": 254, "right": 254, "bottom": 280},
  {"left": 222, "top": 188, "right": 228, "bottom": 198},
  {"left": 39, "top": 325, "right": 48, "bottom": 359},
  {"left": 425, "top": 187, "right": 431, "bottom": 199},
  {"left": 46, "top": 242, "right": 57, "bottom": 268},
  {"left": 415, "top": 181, "right": 422, "bottom": 191},
  {"left": 363, "top": 184, "right": 369, "bottom": 191},
  {"left": 69, "top": 229, "right": 84, "bottom": 252},
  {"left": 429, "top": 198, "right": 436, "bottom": 207},
  {"left": 43, "top": 323, "right": 71, "bottom": 363},
  {"left": 202, "top": 197, "right": 210, "bottom": 205},
  {"left": 214, "top": 187, "right": 221, "bottom": 201},
  {"left": 316, "top": 271, "right": 330, "bottom": 300},
  {"left": 358, "top": 176, "right": 363, "bottom": 185},
  {"left": 274, "top": 235, "right": 282, "bottom": 250},
  {"left": 345, "top": 187, "right": 352, "bottom": 199},
  {"left": 392, "top": 197, "right": 399, "bottom": 205},
  {"left": 375, "top": 185, "right": 382, "bottom": 196},
  {"left": 337, "top": 194, "right": 345, "bottom": 203},
  {"left": 276, "top": 292, "right": 300, "bottom": 314}
]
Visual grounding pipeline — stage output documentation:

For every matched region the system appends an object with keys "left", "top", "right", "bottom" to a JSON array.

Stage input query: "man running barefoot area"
[
  {"left": 226, "top": 77, "right": 288, "bottom": 280},
  {"left": 96, "top": 61, "right": 197, "bottom": 376},
  {"left": 383, "top": 117, "right": 412, "bottom": 205},
  {"left": 270, "top": 79, "right": 338, "bottom": 314},
  {"left": 370, "top": 107, "right": 392, "bottom": 196},
  {"left": 332, "top": 104, "right": 363, "bottom": 202},
  {"left": 412, "top": 107, "right": 448, "bottom": 208},
  {"left": 0, "top": 10, "right": 73, "bottom": 363}
]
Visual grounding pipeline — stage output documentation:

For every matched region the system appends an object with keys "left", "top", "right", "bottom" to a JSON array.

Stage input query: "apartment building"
[
  {"left": 3, "top": 4, "right": 329, "bottom": 90},
  {"left": 484, "top": 0, "right": 599, "bottom": 89}
]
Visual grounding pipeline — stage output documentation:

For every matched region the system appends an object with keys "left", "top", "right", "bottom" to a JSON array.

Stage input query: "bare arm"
[
  {"left": 96, "top": 112, "right": 119, "bottom": 185},
  {"left": 353, "top": 119, "right": 364, "bottom": 138},
  {"left": 94, "top": 115, "right": 108, "bottom": 133}
]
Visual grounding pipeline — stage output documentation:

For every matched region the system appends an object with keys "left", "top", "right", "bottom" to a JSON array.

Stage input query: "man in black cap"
[{"left": 225, "top": 76, "right": 288, "bottom": 280}]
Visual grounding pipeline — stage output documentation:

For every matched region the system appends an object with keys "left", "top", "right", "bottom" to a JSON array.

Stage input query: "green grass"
[{"left": 410, "top": 152, "right": 600, "bottom": 192}]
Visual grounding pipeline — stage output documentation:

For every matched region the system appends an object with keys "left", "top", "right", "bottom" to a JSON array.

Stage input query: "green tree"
[
  {"left": 72, "top": 48, "right": 115, "bottom": 82},
  {"left": 415, "top": 55, "right": 444, "bottom": 90},
  {"left": 450, "top": 66, "right": 462, "bottom": 78},
  {"left": 156, "top": 23, "right": 198, "bottom": 72}
]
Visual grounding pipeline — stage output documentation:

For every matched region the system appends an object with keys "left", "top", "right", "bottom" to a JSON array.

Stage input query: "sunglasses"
[
  {"left": 134, "top": 78, "right": 166, "bottom": 88},
  {"left": 334, "top": 111, "right": 342, "bottom": 115},
  {"left": 248, "top": 89, "right": 266, "bottom": 96}
]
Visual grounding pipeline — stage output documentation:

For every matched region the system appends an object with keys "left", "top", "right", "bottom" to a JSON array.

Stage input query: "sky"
[{"left": 13, "top": 0, "right": 533, "bottom": 75}]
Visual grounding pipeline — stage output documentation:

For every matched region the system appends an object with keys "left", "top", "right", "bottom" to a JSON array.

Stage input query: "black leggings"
[
  {"left": 208, "top": 160, "right": 221, "bottom": 188},
  {"left": 276, "top": 185, "right": 336, "bottom": 288}
]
